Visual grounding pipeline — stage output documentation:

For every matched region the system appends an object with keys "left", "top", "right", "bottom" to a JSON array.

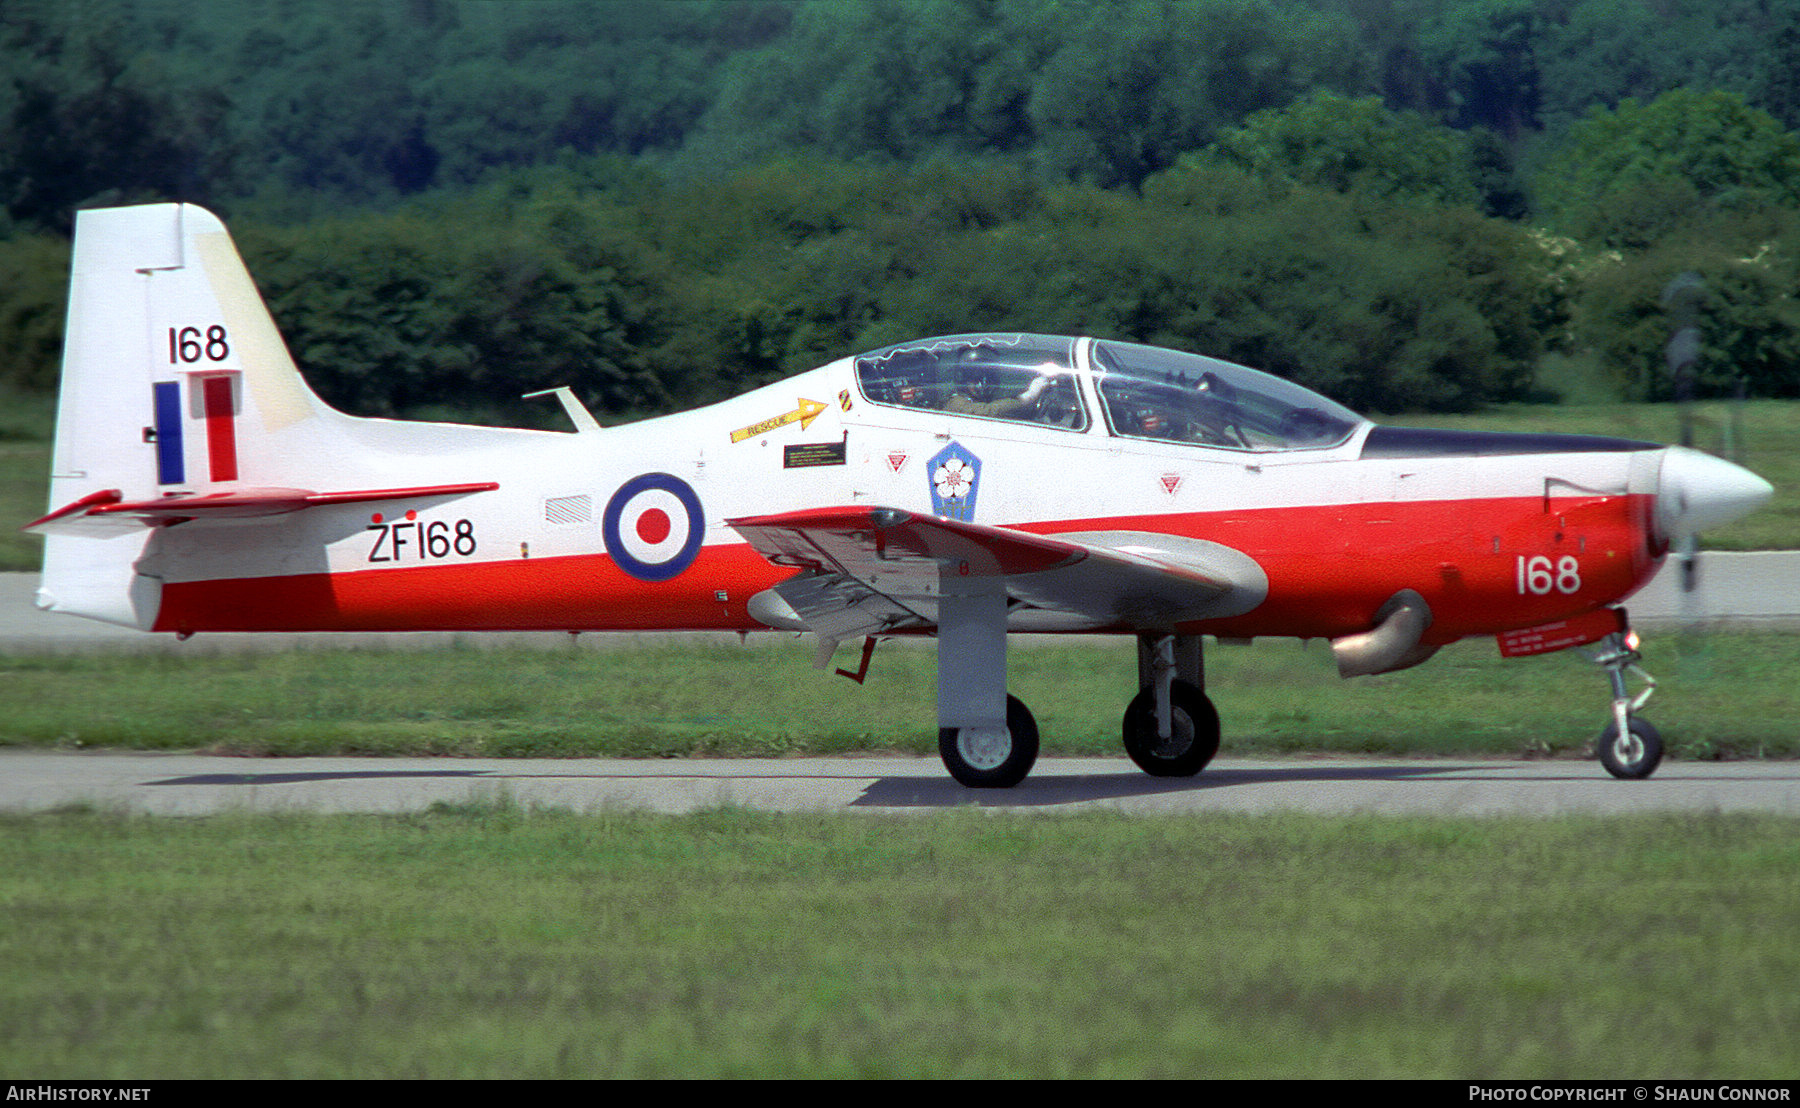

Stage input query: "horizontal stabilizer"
[{"left": 26, "top": 482, "right": 499, "bottom": 536}]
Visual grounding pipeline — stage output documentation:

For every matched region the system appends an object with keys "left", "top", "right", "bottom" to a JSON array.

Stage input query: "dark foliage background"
[{"left": 4, "top": 0, "right": 1800, "bottom": 422}]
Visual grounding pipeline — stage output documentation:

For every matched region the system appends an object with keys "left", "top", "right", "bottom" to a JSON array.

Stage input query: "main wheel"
[
  {"left": 1122, "top": 680, "right": 1220, "bottom": 777},
  {"left": 938, "top": 694, "right": 1039, "bottom": 788},
  {"left": 1598, "top": 716, "right": 1664, "bottom": 779}
]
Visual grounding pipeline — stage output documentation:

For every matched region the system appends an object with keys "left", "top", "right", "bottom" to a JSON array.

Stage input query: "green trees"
[
  {"left": 1024, "top": 0, "right": 1363, "bottom": 187},
  {"left": 1137, "top": 161, "right": 1541, "bottom": 411},
  {"left": 678, "top": 0, "right": 1038, "bottom": 173},
  {"left": 239, "top": 180, "right": 671, "bottom": 425},
  {"left": 0, "top": 231, "right": 69, "bottom": 393},
  {"left": 1562, "top": 212, "right": 1800, "bottom": 401},
  {"left": 0, "top": 5, "right": 232, "bottom": 231},
  {"left": 1536, "top": 89, "right": 1800, "bottom": 247},
  {"left": 1209, "top": 92, "right": 1481, "bottom": 205},
  {"left": 6, "top": 0, "right": 1799, "bottom": 221},
  {"left": 6, "top": 1, "right": 1800, "bottom": 415},
  {"left": 1533, "top": 90, "right": 1800, "bottom": 400}
]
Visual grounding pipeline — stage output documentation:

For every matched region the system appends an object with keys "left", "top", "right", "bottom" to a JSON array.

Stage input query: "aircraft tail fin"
[
  {"left": 32, "top": 202, "right": 344, "bottom": 626},
  {"left": 47, "top": 203, "right": 335, "bottom": 502}
]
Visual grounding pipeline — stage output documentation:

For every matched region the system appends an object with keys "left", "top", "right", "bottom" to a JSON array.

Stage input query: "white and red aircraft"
[{"left": 29, "top": 203, "right": 1773, "bottom": 786}]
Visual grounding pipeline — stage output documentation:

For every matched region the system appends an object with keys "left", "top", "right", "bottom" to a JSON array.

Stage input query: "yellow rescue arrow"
[{"left": 730, "top": 398, "right": 828, "bottom": 443}]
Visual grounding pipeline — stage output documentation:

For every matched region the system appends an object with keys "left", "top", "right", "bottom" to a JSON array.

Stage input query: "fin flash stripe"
[
  {"left": 202, "top": 375, "right": 238, "bottom": 482},
  {"left": 152, "top": 381, "right": 184, "bottom": 485}
]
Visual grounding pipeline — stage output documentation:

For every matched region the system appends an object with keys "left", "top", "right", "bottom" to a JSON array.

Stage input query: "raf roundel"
[{"left": 602, "top": 473, "right": 705, "bottom": 582}]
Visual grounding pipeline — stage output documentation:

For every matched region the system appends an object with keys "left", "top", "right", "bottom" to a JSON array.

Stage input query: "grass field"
[
  {"left": 1, "top": 632, "right": 1795, "bottom": 761},
  {"left": 3, "top": 805, "right": 1796, "bottom": 1078}
]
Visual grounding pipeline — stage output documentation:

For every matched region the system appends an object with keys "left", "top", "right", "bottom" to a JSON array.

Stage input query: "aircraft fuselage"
[{"left": 143, "top": 351, "right": 1664, "bottom": 649}]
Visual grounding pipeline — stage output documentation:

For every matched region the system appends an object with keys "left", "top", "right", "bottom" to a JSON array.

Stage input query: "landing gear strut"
[
  {"left": 934, "top": 569, "right": 1039, "bottom": 788},
  {"left": 1588, "top": 629, "right": 1663, "bottom": 779},
  {"left": 1122, "top": 634, "right": 1220, "bottom": 776}
]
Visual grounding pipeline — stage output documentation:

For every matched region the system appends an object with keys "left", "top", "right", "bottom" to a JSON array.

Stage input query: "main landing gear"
[
  {"left": 1122, "top": 633, "right": 1220, "bottom": 776},
  {"left": 1588, "top": 628, "right": 1663, "bottom": 779},
  {"left": 932, "top": 613, "right": 1220, "bottom": 787},
  {"left": 938, "top": 694, "right": 1039, "bottom": 788},
  {"left": 934, "top": 574, "right": 1040, "bottom": 788}
]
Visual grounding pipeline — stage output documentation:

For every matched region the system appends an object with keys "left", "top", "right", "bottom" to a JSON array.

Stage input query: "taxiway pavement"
[{"left": 3, "top": 751, "right": 1796, "bottom": 817}]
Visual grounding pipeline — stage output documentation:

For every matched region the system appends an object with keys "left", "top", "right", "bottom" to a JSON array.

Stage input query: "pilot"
[
  {"left": 1105, "top": 381, "right": 1186, "bottom": 441},
  {"left": 946, "top": 365, "right": 1055, "bottom": 419},
  {"left": 1186, "top": 372, "right": 1248, "bottom": 446},
  {"left": 1193, "top": 372, "right": 1234, "bottom": 407},
  {"left": 1137, "top": 408, "right": 1176, "bottom": 438}
]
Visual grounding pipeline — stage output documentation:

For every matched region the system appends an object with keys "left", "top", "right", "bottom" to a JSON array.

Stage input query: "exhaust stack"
[{"left": 1333, "top": 589, "right": 1439, "bottom": 678}]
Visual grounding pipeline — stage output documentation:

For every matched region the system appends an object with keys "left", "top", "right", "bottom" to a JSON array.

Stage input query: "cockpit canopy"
[
  {"left": 854, "top": 334, "right": 1362, "bottom": 452},
  {"left": 856, "top": 334, "right": 1088, "bottom": 430},
  {"left": 1091, "top": 338, "right": 1361, "bottom": 450}
]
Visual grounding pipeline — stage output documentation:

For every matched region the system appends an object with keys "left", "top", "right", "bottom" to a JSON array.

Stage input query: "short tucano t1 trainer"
[{"left": 28, "top": 204, "right": 1774, "bottom": 786}]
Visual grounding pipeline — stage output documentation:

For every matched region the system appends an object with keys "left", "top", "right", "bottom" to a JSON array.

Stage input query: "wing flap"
[{"left": 761, "top": 569, "right": 926, "bottom": 642}]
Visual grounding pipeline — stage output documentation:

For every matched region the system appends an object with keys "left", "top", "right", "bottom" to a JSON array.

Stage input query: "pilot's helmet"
[
  {"left": 1138, "top": 409, "right": 1167, "bottom": 435},
  {"left": 1194, "top": 372, "right": 1235, "bottom": 404},
  {"left": 958, "top": 357, "right": 998, "bottom": 400}
]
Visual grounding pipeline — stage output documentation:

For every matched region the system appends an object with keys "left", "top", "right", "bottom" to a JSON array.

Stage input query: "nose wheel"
[
  {"left": 1588, "top": 629, "right": 1663, "bottom": 779},
  {"left": 1598, "top": 716, "right": 1664, "bottom": 779}
]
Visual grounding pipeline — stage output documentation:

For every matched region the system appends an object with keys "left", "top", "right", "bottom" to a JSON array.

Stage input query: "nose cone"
[{"left": 1656, "top": 446, "right": 1774, "bottom": 539}]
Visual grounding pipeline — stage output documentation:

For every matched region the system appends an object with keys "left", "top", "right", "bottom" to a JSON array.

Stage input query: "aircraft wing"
[
  {"left": 727, "top": 506, "right": 1268, "bottom": 639},
  {"left": 25, "top": 482, "right": 499, "bottom": 536}
]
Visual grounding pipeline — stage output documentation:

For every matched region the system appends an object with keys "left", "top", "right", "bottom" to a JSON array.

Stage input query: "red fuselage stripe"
[{"left": 152, "top": 494, "right": 1662, "bottom": 641}]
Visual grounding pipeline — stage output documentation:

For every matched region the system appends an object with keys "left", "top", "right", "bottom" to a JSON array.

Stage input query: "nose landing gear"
[{"left": 1588, "top": 629, "right": 1663, "bottom": 779}]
